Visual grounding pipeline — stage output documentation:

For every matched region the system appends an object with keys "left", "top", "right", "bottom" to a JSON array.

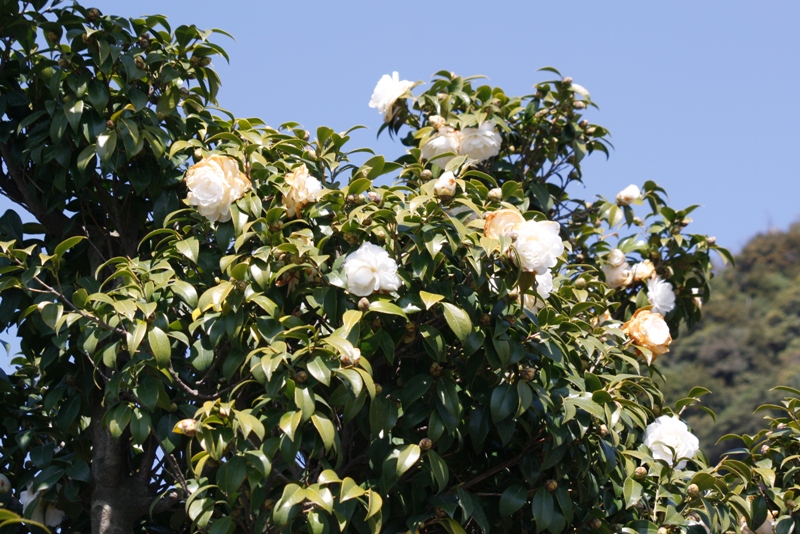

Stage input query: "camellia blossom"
[
  {"left": 185, "top": 155, "right": 251, "bottom": 222},
  {"left": 647, "top": 276, "right": 676, "bottom": 315},
  {"left": 19, "top": 485, "right": 65, "bottom": 527},
  {"left": 513, "top": 220, "right": 564, "bottom": 275},
  {"left": 643, "top": 415, "right": 699, "bottom": 469},
  {"left": 460, "top": 121, "right": 502, "bottom": 162},
  {"left": 0, "top": 474, "right": 9, "bottom": 494},
  {"left": 741, "top": 511, "right": 777, "bottom": 534},
  {"left": 483, "top": 209, "right": 525, "bottom": 240},
  {"left": 283, "top": 164, "right": 322, "bottom": 218},
  {"left": 523, "top": 271, "right": 555, "bottom": 313},
  {"left": 369, "top": 71, "right": 414, "bottom": 122},
  {"left": 622, "top": 308, "right": 672, "bottom": 364},
  {"left": 616, "top": 184, "right": 642, "bottom": 206},
  {"left": 343, "top": 242, "right": 402, "bottom": 297},
  {"left": 602, "top": 249, "right": 632, "bottom": 289},
  {"left": 420, "top": 126, "right": 462, "bottom": 167},
  {"left": 433, "top": 171, "right": 457, "bottom": 198},
  {"left": 631, "top": 259, "right": 655, "bottom": 282}
]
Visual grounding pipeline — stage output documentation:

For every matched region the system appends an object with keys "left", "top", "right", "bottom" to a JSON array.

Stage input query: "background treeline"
[{"left": 663, "top": 222, "right": 800, "bottom": 461}]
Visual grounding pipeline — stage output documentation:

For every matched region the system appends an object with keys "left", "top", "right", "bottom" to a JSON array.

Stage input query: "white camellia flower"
[
  {"left": 0, "top": 474, "right": 9, "bottom": 494},
  {"left": 616, "top": 184, "right": 642, "bottom": 206},
  {"left": 513, "top": 220, "right": 564, "bottom": 275},
  {"left": 369, "top": 71, "right": 415, "bottom": 122},
  {"left": 622, "top": 309, "right": 672, "bottom": 364},
  {"left": 741, "top": 511, "right": 777, "bottom": 534},
  {"left": 523, "top": 271, "right": 555, "bottom": 314},
  {"left": 631, "top": 259, "right": 655, "bottom": 282},
  {"left": 420, "top": 126, "right": 462, "bottom": 167},
  {"left": 429, "top": 114, "right": 446, "bottom": 129},
  {"left": 643, "top": 415, "right": 699, "bottom": 469},
  {"left": 433, "top": 171, "right": 457, "bottom": 198},
  {"left": 603, "top": 262, "right": 632, "bottom": 289},
  {"left": 460, "top": 121, "right": 502, "bottom": 162},
  {"left": 185, "top": 155, "right": 251, "bottom": 222},
  {"left": 343, "top": 242, "right": 402, "bottom": 297},
  {"left": 647, "top": 276, "right": 676, "bottom": 315},
  {"left": 483, "top": 209, "right": 525, "bottom": 240},
  {"left": 603, "top": 250, "right": 632, "bottom": 289},
  {"left": 19, "top": 485, "right": 65, "bottom": 527},
  {"left": 283, "top": 164, "right": 322, "bottom": 218}
]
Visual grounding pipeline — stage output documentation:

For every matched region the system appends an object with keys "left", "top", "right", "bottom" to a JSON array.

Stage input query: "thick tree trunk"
[{"left": 89, "top": 393, "right": 152, "bottom": 534}]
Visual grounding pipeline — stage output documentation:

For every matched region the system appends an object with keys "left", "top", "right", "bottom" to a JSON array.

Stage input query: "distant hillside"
[{"left": 661, "top": 222, "right": 800, "bottom": 461}]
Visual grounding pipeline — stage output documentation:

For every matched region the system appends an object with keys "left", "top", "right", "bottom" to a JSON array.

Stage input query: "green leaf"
[
  {"left": 197, "top": 281, "right": 233, "bottom": 313},
  {"left": 54, "top": 235, "right": 86, "bottom": 259},
  {"left": 235, "top": 410, "right": 265, "bottom": 441},
  {"left": 340, "top": 477, "right": 365, "bottom": 501},
  {"left": 441, "top": 302, "right": 472, "bottom": 342},
  {"left": 623, "top": 477, "right": 643, "bottom": 509},
  {"left": 306, "top": 356, "right": 331, "bottom": 386},
  {"left": 130, "top": 408, "right": 152, "bottom": 445},
  {"left": 311, "top": 414, "right": 335, "bottom": 451},
  {"left": 171, "top": 281, "right": 198, "bottom": 308},
  {"left": 428, "top": 450, "right": 449, "bottom": 493},
  {"left": 499, "top": 484, "right": 527, "bottom": 517},
  {"left": 218, "top": 456, "right": 247, "bottom": 496},
  {"left": 147, "top": 326, "right": 171, "bottom": 367},
  {"left": 365, "top": 490, "right": 383, "bottom": 520},
  {"left": 396, "top": 444, "right": 420, "bottom": 477},
  {"left": 420, "top": 291, "right": 445, "bottom": 310},
  {"left": 531, "top": 488, "right": 554, "bottom": 531},
  {"left": 490, "top": 383, "right": 518, "bottom": 422},
  {"left": 209, "top": 517, "right": 235, "bottom": 534},
  {"left": 176, "top": 237, "right": 200, "bottom": 264},
  {"left": 65, "top": 99, "right": 84, "bottom": 131},
  {"left": 368, "top": 300, "right": 407, "bottom": 319},
  {"left": 97, "top": 131, "right": 117, "bottom": 163}
]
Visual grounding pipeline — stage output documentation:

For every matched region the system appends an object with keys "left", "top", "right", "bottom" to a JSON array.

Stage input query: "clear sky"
[{"left": 2, "top": 1, "right": 799, "bottom": 368}]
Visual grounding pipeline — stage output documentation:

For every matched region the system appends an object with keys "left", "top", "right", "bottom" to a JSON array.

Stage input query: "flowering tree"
[{"left": 0, "top": 2, "right": 797, "bottom": 534}]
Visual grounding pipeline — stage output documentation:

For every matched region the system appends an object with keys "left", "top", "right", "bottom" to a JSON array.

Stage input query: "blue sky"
[{"left": 2, "top": 1, "right": 799, "bottom": 367}]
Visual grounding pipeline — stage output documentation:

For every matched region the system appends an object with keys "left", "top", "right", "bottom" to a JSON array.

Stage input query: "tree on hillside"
[{"left": 1, "top": 2, "right": 798, "bottom": 534}]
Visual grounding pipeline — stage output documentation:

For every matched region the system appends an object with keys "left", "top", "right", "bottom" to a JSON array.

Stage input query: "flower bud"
[
  {"left": 507, "top": 286, "right": 520, "bottom": 300},
  {"left": 634, "top": 466, "right": 647, "bottom": 479},
  {"left": 87, "top": 7, "right": 101, "bottom": 21},
  {"left": 562, "top": 76, "right": 573, "bottom": 85},
  {"left": 575, "top": 278, "right": 587, "bottom": 289},
  {"left": 105, "top": 120, "right": 115, "bottom": 130},
  {"left": 419, "top": 438, "right": 433, "bottom": 451},
  {"left": 433, "top": 171, "right": 457, "bottom": 199},
  {"left": 573, "top": 101, "right": 586, "bottom": 110},
  {"left": 0, "top": 474, "right": 10, "bottom": 494},
  {"left": 367, "top": 191, "right": 381, "bottom": 204},
  {"left": 173, "top": 419, "right": 197, "bottom": 437},
  {"left": 296, "top": 370, "right": 308, "bottom": 384},
  {"left": 134, "top": 56, "right": 146, "bottom": 70},
  {"left": 405, "top": 322, "right": 417, "bottom": 333},
  {"left": 534, "top": 91, "right": 544, "bottom": 99},
  {"left": 657, "top": 528, "right": 668, "bottom": 534},
  {"left": 579, "top": 119, "right": 589, "bottom": 128},
  {"left": 358, "top": 297, "right": 370, "bottom": 312},
  {"left": 488, "top": 188, "right": 503, "bottom": 201},
  {"left": 420, "top": 169, "right": 433, "bottom": 180},
  {"left": 58, "top": 57, "right": 69, "bottom": 69},
  {"left": 545, "top": 479, "right": 558, "bottom": 492},
  {"left": 264, "top": 499, "right": 274, "bottom": 509},
  {"left": 521, "top": 367, "right": 535, "bottom": 382},
  {"left": 429, "top": 115, "right": 446, "bottom": 129},
  {"left": 588, "top": 518, "right": 602, "bottom": 530},
  {"left": 761, "top": 444, "right": 770, "bottom": 455},
  {"left": 218, "top": 405, "right": 231, "bottom": 418},
  {"left": 169, "top": 402, "right": 178, "bottom": 412},
  {"left": 479, "top": 314, "right": 491, "bottom": 326},
  {"left": 687, "top": 483, "right": 699, "bottom": 498},
  {"left": 707, "top": 236, "right": 716, "bottom": 245},
  {"left": 586, "top": 127, "right": 597, "bottom": 136},
  {"left": 344, "top": 232, "right": 358, "bottom": 245},
  {"left": 786, "top": 499, "right": 795, "bottom": 510},
  {"left": 374, "top": 383, "right": 382, "bottom": 394},
  {"left": 200, "top": 57, "right": 212, "bottom": 67},
  {"left": 139, "top": 36, "right": 150, "bottom": 49},
  {"left": 430, "top": 363, "right": 442, "bottom": 378}
]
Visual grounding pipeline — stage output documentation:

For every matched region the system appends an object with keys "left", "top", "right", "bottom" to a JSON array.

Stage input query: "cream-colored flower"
[
  {"left": 603, "top": 249, "right": 631, "bottom": 288},
  {"left": 741, "top": 511, "right": 777, "bottom": 534},
  {"left": 429, "top": 115, "right": 446, "bottom": 129},
  {"left": 185, "top": 155, "right": 251, "bottom": 222},
  {"left": 647, "top": 276, "right": 676, "bottom": 315},
  {"left": 523, "top": 271, "right": 555, "bottom": 314},
  {"left": 343, "top": 242, "right": 402, "bottom": 297},
  {"left": 483, "top": 209, "right": 525, "bottom": 239},
  {"left": 340, "top": 346, "right": 361, "bottom": 366},
  {"left": 433, "top": 171, "right": 457, "bottom": 198},
  {"left": 44, "top": 504, "right": 65, "bottom": 527},
  {"left": 19, "top": 484, "right": 64, "bottom": 526},
  {"left": 616, "top": 184, "right": 642, "bottom": 206},
  {"left": 283, "top": 164, "right": 322, "bottom": 218},
  {"left": 369, "top": 71, "right": 414, "bottom": 122},
  {"left": 622, "top": 308, "right": 672, "bottom": 364},
  {"left": 643, "top": 415, "right": 699, "bottom": 469},
  {"left": 460, "top": 121, "right": 502, "bottom": 162},
  {"left": 0, "top": 474, "right": 9, "bottom": 494},
  {"left": 420, "top": 126, "right": 462, "bottom": 167},
  {"left": 631, "top": 259, "right": 655, "bottom": 282},
  {"left": 514, "top": 220, "right": 564, "bottom": 275}
]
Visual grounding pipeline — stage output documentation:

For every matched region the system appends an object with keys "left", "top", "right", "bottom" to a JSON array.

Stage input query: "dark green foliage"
[{"left": 664, "top": 223, "right": 800, "bottom": 461}]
